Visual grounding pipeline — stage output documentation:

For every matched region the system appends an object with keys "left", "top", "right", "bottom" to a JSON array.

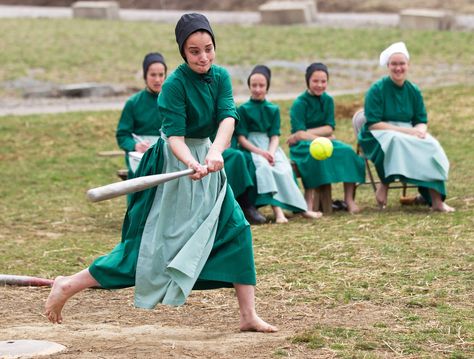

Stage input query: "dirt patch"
[
  {"left": 0, "top": 285, "right": 398, "bottom": 358},
  {"left": 1, "top": 0, "right": 473, "bottom": 13},
  {"left": 2, "top": 59, "right": 472, "bottom": 116}
]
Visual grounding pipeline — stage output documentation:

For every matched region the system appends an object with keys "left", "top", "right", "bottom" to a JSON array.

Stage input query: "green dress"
[
  {"left": 236, "top": 98, "right": 307, "bottom": 212},
  {"left": 90, "top": 64, "right": 256, "bottom": 307},
  {"left": 116, "top": 89, "right": 162, "bottom": 176},
  {"left": 359, "top": 76, "right": 447, "bottom": 201},
  {"left": 220, "top": 136, "right": 255, "bottom": 199},
  {"left": 289, "top": 91, "right": 365, "bottom": 188}
]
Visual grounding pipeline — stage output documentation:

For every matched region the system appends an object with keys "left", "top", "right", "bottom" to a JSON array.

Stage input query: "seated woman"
[
  {"left": 116, "top": 52, "right": 167, "bottom": 177},
  {"left": 359, "top": 42, "right": 454, "bottom": 212},
  {"left": 236, "top": 65, "right": 322, "bottom": 223},
  {"left": 287, "top": 63, "right": 365, "bottom": 214}
]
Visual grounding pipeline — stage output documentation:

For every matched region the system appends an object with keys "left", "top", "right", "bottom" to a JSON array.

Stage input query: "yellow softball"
[{"left": 309, "top": 137, "right": 333, "bottom": 160}]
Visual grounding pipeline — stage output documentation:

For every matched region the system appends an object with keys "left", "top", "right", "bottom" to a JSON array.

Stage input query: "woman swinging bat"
[{"left": 44, "top": 13, "right": 277, "bottom": 333}]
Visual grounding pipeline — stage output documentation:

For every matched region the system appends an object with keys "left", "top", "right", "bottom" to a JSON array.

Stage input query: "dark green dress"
[
  {"left": 90, "top": 64, "right": 256, "bottom": 303},
  {"left": 359, "top": 76, "right": 446, "bottom": 200},
  {"left": 116, "top": 89, "right": 162, "bottom": 176},
  {"left": 289, "top": 91, "right": 365, "bottom": 188},
  {"left": 236, "top": 98, "right": 281, "bottom": 137},
  {"left": 221, "top": 136, "right": 255, "bottom": 199},
  {"left": 236, "top": 98, "right": 306, "bottom": 212}
]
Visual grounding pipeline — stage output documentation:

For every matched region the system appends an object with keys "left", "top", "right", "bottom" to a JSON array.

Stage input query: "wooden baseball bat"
[
  {"left": 87, "top": 167, "right": 195, "bottom": 202},
  {"left": 0, "top": 274, "right": 54, "bottom": 287}
]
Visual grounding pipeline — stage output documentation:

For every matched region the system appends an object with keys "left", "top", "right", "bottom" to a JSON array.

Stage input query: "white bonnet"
[{"left": 379, "top": 42, "right": 410, "bottom": 67}]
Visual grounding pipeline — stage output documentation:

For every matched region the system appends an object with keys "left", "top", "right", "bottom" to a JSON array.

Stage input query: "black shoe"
[
  {"left": 243, "top": 206, "right": 266, "bottom": 225},
  {"left": 414, "top": 195, "right": 428, "bottom": 206},
  {"left": 332, "top": 200, "right": 348, "bottom": 211}
]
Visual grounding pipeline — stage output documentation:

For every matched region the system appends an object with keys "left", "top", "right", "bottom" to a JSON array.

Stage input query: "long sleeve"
[
  {"left": 116, "top": 100, "right": 137, "bottom": 152},
  {"left": 290, "top": 97, "right": 308, "bottom": 133}
]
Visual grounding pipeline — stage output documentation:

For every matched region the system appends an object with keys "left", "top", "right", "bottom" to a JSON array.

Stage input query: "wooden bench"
[
  {"left": 97, "top": 150, "right": 128, "bottom": 180},
  {"left": 291, "top": 161, "right": 333, "bottom": 214},
  {"left": 117, "top": 169, "right": 128, "bottom": 181}
]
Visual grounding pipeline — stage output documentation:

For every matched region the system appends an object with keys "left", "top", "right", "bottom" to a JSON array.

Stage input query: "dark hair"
[
  {"left": 143, "top": 52, "right": 167, "bottom": 79},
  {"left": 247, "top": 65, "right": 271, "bottom": 91},
  {"left": 175, "top": 13, "right": 215, "bottom": 61},
  {"left": 305, "top": 62, "right": 329, "bottom": 87}
]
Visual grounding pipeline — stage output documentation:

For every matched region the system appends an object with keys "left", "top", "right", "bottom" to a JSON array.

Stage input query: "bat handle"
[{"left": 86, "top": 164, "right": 212, "bottom": 203}]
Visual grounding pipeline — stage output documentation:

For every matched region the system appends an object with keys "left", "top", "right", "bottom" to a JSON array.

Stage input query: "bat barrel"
[
  {"left": 0, "top": 274, "right": 54, "bottom": 287},
  {"left": 87, "top": 168, "right": 195, "bottom": 202}
]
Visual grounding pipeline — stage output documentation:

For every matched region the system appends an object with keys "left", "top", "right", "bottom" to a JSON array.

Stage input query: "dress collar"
[{"left": 181, "top": 63, "right": 214, "bottom": 84}]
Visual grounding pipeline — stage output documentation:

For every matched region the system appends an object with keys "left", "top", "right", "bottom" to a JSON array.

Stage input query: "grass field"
[
  {"left": 0, "top": 15, "right": 473, "bottom": 358},
  {"left": 1, "top": 18, "right": 473, "bottom": 96},
  {"left": 1, "top": 83, "right": 473, "bottom": 357}
]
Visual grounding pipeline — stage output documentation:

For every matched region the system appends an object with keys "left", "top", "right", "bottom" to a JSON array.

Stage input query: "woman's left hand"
[
  {"left": 408, "top": 128, "right": 427, "bottom": 139},
  {"left": 205, "top": 148, "right": 224, "bottom": 172},
  {"left": 286, "top": 134, "right": 299, "bottom": 146}
]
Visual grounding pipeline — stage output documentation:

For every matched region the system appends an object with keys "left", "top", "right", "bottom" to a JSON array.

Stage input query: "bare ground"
[
  {"left": 0, "top": 284, "right": 398, "bottom": 358},
  {"left": 1, "top": 58, "right": 473, "bottom": 117}
]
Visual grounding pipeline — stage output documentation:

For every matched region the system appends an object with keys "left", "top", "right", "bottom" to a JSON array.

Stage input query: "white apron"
[
  {"left": 371, "top": 121, "right": 449, "bottom": 182},
  {"left": 248, "top": 132, "right": 307, "bottom": 212}
]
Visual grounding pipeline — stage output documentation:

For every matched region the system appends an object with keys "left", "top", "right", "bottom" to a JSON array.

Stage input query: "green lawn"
[
  {"left": 1, "top": 18, "right": 473, "bottom": 91},
  {"left": 1, "top": 85, "right": 473, "bottom": 357},
  {"left": 0, "top": 16, "right": 473, "bottom": 358}
]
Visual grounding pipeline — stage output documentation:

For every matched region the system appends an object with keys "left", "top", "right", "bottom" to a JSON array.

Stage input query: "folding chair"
[{"left": 352, "top": 109, "right": 417, "bottom": 201}]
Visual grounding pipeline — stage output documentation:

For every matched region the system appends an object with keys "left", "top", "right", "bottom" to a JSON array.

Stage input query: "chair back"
[{"left": 352, "top": 109, "right": 366, "bottom": 138}]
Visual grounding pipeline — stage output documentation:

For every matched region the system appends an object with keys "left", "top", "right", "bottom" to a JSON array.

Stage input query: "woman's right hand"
[
  {"left": 259, "top": 150, "right": 275, "bottom": 165},
  {"left": 188, "top": 161, "right": 208, "bottom": 180},
  {"left": 135, "top": 141, "right": 150, "bottom": 153},
  {"left": 371, "top": 122, "right": 427, "bottom": 139}
]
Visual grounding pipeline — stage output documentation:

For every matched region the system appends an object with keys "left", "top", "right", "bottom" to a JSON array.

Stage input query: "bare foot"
[
  {"left": 431, "top": 202, "right": 455, "bottom": 212},
  {"left": 302, "top": 210, "right": 323, "bottom": 219},
  {"left": 44, "top": 276, "right": 71, "bottom": 324},
  {"left": 346, "top": 202, "right": 360, "bottom": 214},
  {"left": 275, "top": 216, "right": 288, "bottom": 224},
  {"left": 272, "top": 206, "right": 288, "bottom": 223},
  {"left": 240, "top": 315, "right": 278, "bottom": 333},
  {"left": 375, "top": 184, "right": 388, "bottom": 209}
]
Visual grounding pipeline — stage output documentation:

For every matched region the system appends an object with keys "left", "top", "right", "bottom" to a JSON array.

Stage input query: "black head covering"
[
  {"left": 247, "top": 65, "right": 271, "bottom": 90},
  {"left": 175, "top": 13, "right": 216, "bottom": 61},
  {"left": 142, "top": 52, "right": 167, "bottom": 79},
  {"left": 305, "top": 62, "right": 329, "bottom": 87}
]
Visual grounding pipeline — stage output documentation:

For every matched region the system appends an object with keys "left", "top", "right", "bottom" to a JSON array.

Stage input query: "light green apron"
[
  {"left": 371, "top": 121, "right": 449, "bottom": 182},
  {"left": 247, "top": 132, "right": 307, "bottom": 212},
  {"left": 134, "top": 136, "right": 227, "bottom": 308}
]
